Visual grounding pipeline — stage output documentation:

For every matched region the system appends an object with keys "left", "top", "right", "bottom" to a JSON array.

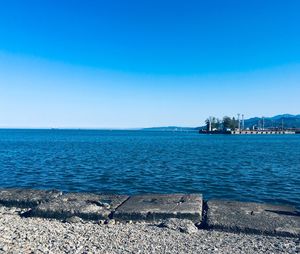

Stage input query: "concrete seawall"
[{"left": 0, "top": 188, "right": 299, "bottom": 238}]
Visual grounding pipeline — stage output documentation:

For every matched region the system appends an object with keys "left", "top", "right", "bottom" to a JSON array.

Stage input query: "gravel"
[
  {"left": 158, "top": 218, "right": 199, "bottom": 234},
  {"left": 0, "top": 206, "right": 299, "bottom": 254}
]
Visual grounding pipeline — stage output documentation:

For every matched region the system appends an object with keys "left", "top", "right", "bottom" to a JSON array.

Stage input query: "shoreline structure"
[
  {"left": 201, "top": 114, "right": 300, "bottom": 134},
  {"left": 199, "top": 130, "right": 296, "bottom": 135},
  {"left": 0, "top": 188, "right": 299, "bottom": 238}
]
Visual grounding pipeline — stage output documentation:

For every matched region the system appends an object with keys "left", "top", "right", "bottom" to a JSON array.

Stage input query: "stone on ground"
[
  {"left": 159, "top": 218, "right": 198, "bottom": 234},
  {"left": 206, "top": 200, "right": 300, "bottom": 237},
  {"left": 64, "top": 216, "right": 84, "bottom": 223},
  {"left": 1, "top": 207, "right": 299, "bottom": 254}
]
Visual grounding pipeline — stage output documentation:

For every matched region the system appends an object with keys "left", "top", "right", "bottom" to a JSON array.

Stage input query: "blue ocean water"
[{"left": 0, "top": 129, "right": 299, "bottom": 208}]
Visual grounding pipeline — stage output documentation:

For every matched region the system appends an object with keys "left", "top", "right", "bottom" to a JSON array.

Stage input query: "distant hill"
[
  {"left": 142, "top": 114, "right": 300, "bottom": 131},
  {"left": 141, "top": 126, "right": 197, "bottom": 132},
  {"left": 244, "top": 114, "right": 300, "bottom": 129},
  {"left": 195, "top": 114, "right": 300, "bottom": 130}
]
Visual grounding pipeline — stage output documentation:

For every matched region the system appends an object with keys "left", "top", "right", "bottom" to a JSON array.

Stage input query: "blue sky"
[{"left": 0, "top": 1, "right": 300, "bottom": 128}]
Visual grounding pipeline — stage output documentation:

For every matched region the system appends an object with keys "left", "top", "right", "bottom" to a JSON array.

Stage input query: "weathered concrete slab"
[
  {"left": 206, "top": 200, "right": 300, "bottom": 237},
  {"left": 113, "top": 194, "right": 202, "bottom": 222},
  {"left": 30, "top": 193, "right": 129, "bottom": 220},
  {"left": 0, "top": 188, "right": 62, "bottom": 208}
]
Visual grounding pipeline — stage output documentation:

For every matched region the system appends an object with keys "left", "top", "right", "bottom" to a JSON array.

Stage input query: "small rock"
[
  {"left": 104, "top": 219, "right": 115, "bottom": 225},
  {"left": 100, "top": 202, "right": 111, "bottom": 209},
  {"left": 108, "top": 219, "right": 116, "bottom": 225},
  {"left": 1, "top": 245, "right": 8, "bottom": 252},
  {"left": 64, "top": 216, "right": 83, "bottom": 223},
  {"left": 159, "top": 218, "right": 198, "bottom": 234},
  {"left": 195, "top": 222, "right": 202, "bottom": 228},
  {"left": 98, "top": 220, "right": 105, "bottom": 225}
]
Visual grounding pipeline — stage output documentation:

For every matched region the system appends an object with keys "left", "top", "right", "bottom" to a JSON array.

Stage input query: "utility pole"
[{"left": 237, "top": 113, "right": 240, "bottom": 130}]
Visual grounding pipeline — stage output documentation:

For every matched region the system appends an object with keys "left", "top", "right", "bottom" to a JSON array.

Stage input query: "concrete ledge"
[
  {"left": 206, "top": 200, "right": 300, "bottom": 237},
  {"left": 1, "top": 188, "right": 299, "bottom": 238},
  {"left": 113, "top": 194, "right": 203, "bottom": 223},
  {"left": 0, "top": 188, "right": 62, "bottom": 208},
  {"left": 30, "top": 193, "right": 129, "bottom": 220}
]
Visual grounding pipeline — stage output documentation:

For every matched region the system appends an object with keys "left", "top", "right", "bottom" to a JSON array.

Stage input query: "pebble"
[
  {"left": 0, "top": 206, "right": 299, "bottom": 254},
  {"left": 98, "top": 220, "right": 105, "bottom": 225},
  {"left": 64, "top": 216, "right": 83, "bottom": 224},
  {"left": 108, "top": 219, "right": 116, "bottom": 225}
]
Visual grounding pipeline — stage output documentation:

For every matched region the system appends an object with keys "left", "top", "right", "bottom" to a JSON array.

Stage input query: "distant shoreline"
[{"left": 0, "top": 128, "right": 198, "bottom": 132}]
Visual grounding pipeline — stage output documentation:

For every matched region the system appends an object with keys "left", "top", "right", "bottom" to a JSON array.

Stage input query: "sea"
[{"left": 0, "top": 129, "right": 299, "bottom": 208}]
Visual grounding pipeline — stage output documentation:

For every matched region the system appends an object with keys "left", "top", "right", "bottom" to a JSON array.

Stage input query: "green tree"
[
  {"left": 205, "top": 117, "right": 221, "bottom": 131},
  {"left": 222, "top": 116, "right": 232, "bottom": 129},
  {"left": 230, "top": 117, "right": 238, "bottom": 130},
  {"left": 222, "top": 116, "right": 238, "bottom": 130}
]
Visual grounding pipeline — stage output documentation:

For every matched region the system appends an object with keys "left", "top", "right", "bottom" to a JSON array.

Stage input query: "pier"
[
  {"left": 201, "top": 114, "right": 298, "bottom": 134},
  {"left": 199, "top": 129, "right": 296, "bottom": 135},
  {"left": 230, "top": 130, "right": 296, "bottom": 135}
]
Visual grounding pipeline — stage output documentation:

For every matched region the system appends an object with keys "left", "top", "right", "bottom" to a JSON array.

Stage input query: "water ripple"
[{"left": 0, "top": 129, "right": 300, "bottom": 208}]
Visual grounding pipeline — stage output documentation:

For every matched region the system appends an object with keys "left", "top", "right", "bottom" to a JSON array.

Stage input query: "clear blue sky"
[{"left": 0, "top": 0, "right": 300, "bottom": 128}]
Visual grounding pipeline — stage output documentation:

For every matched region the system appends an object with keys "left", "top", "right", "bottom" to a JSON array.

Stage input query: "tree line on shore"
[
  {"left": 205, "top": 116, "right": 239, "bottom": 131},
  {"left": 202, "top": 114, "right": 300, "bottom": 131}
]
